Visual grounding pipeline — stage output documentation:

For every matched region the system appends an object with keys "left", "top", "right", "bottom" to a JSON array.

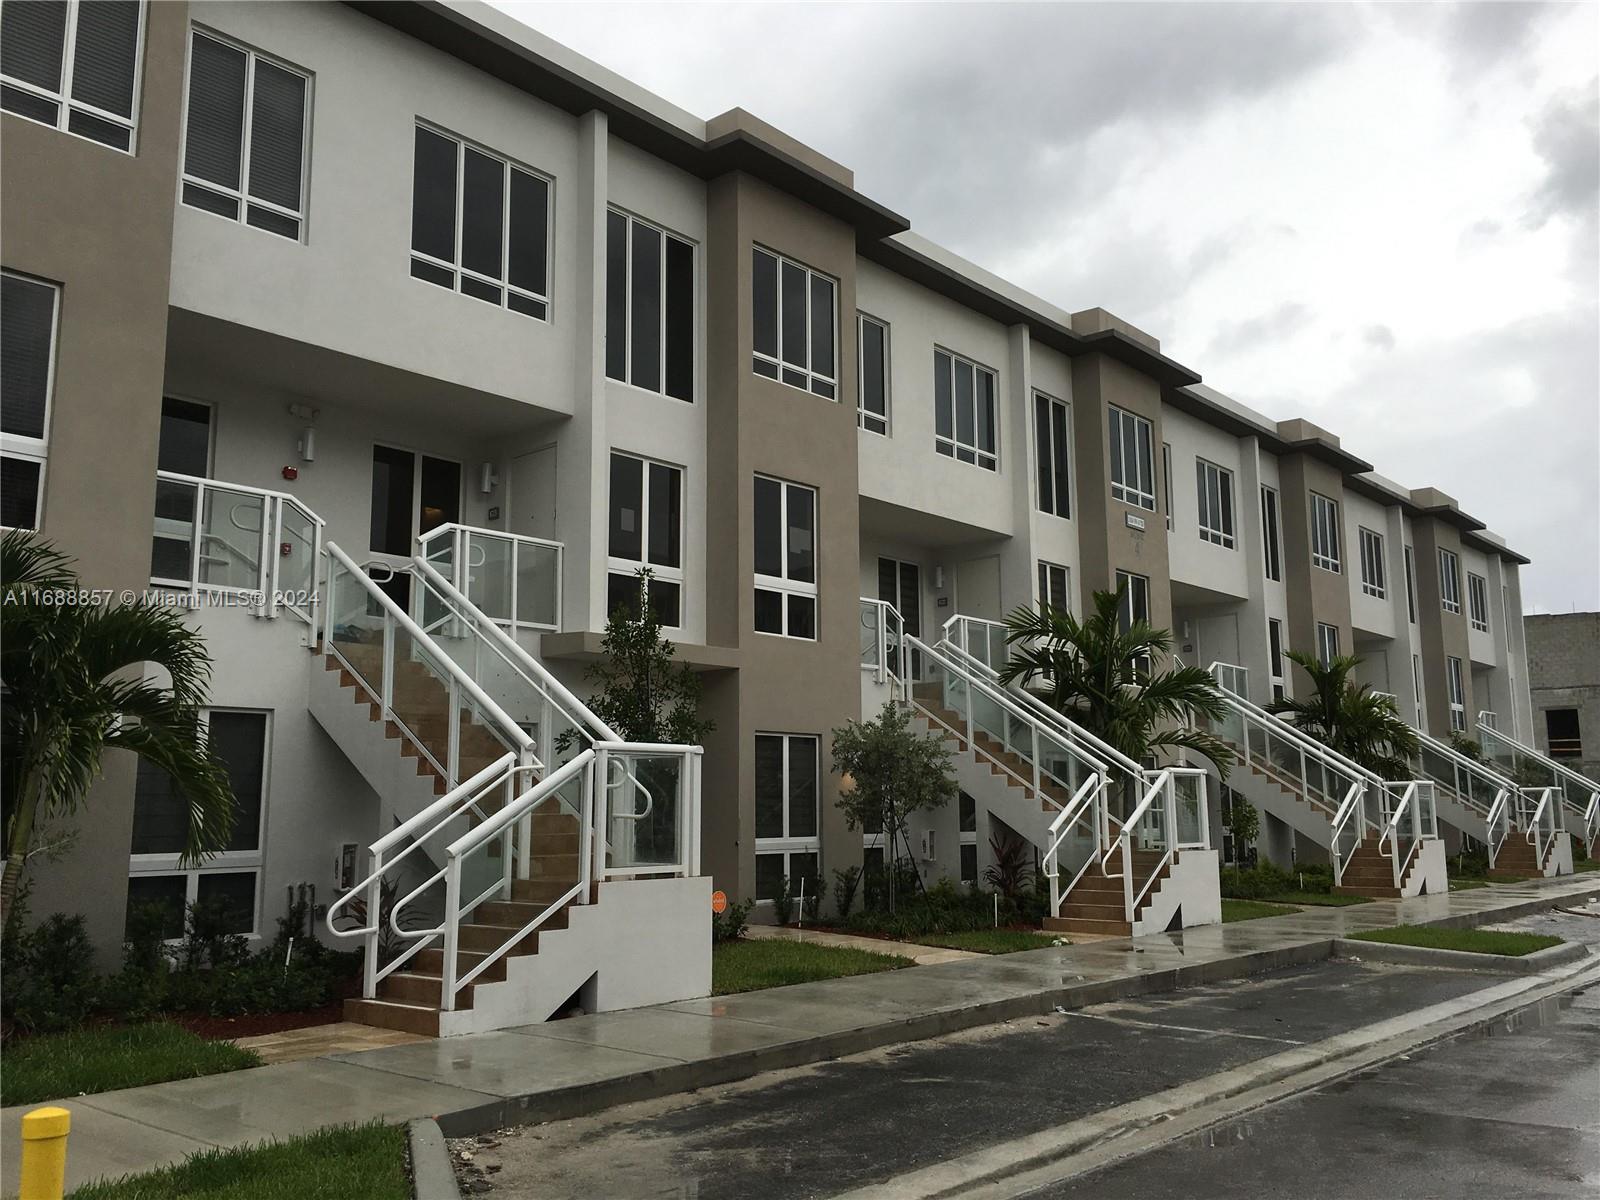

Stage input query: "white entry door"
[{"left": 508, "top": 445, "right": 557, "bottom": 541}]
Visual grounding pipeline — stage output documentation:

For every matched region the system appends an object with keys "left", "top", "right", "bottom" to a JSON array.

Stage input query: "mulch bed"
[{"left": 171, "top": 1001, "right": 348, "bottom": 1041}]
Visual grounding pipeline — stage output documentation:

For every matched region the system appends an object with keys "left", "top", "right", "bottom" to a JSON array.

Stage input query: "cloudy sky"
[{"left": 492, "top": 0, "right": 1599, "bottom": 612}]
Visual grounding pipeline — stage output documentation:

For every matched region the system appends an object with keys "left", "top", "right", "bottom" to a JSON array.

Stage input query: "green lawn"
[
  {"left": 69, "top": 1122, "right": 407, "bottom": 1200},
  {"left": 1573, "top": 856, "right": 1600, "bottom": 873},
  {"left": 1221, "top": 899, "right": 1299, "bottom": 923},
  {"left": 2, "top": 1022, "right": 259, "bottom": 1107},
  {"left": 1448, "top": 878, "right": 1491, "bottom": 891},
  {"left": 1260, "top": 891, "right": 1371, "bottom": 907},
  {"left": 713, "top": 939, "right": 910, "bottom": 994},
  {"left": 1349, "top": 925, "right": 1563, "bottom": 957},
  {"left": 909, "top": 929, "right": 1063, "bottom": 954}
]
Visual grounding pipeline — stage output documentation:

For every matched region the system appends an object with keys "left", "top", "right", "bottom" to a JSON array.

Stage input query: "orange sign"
[{"left": 711, "top": 890, "right": 728, "bottom": 914}]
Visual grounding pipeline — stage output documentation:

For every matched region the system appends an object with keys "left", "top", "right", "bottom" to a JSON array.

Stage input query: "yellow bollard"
[{"left": 18, "top": 1106, "right": 70, "bottom": 1200}]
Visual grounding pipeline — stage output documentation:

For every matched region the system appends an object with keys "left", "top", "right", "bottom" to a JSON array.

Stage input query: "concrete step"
[
  {"left": 1044, "top": 915, "right": 1131, "bottom": 936},
  {"left": 378, "top": 970, "right": 474, "bottom": 1009},
  {"left": 343, "top": 997, "right": 440, "bottom": 1037}
]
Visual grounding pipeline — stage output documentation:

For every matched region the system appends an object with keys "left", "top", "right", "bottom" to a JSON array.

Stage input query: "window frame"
[
  {"left": 1310, "top": 492, "right": 1341, "bottom": 573},
  {"left": 605, "top": 206, "right": 696, "bottom": 402},
  {"left": 409, "top": 120, "right": 554, "bottom": 322},
  {"left": 1467, "top": 572, "right": 1490, "bottom": 633},
  {"left": 1, "top": 0, "right": 147, "bottom": 154},
  {"left": 751, "top": 246, "right": 836, "bottom": 398},
  {"left": 368, "top": 441, "right": 463, "bottom": 560},
  {"left": 1544, "top": 708, "right": 1582, "bottom": 758},
  {"left": 1438, "top": 548, "right": 1462, "bottom": 614},
  {"left": 753, "top": 732, "right": 820, "bottom": 903},
  {"left": 0, "top": 271, "right": 60, "bottom": 532},
  {"left": 1404, "top": 544, "right": 1418, "bottom": 624},
  {"left": 1037, "top": 560, "right": 1070, "bottom": 613},
  {"left": 606, "top": 450, "right": 684, "bottom": 632},
  {"left": 180, "top": 26, "right": 312, "bottom": 242},
  {"left": 933, "top": 347, "right": 999, "bottom": 470},
  {"left": 857, "top": 312, "right": 890, "bottom": 435},
  {"left": 753, "top": 475, "right": 818, "bottom": 641},
  {"left": 1116, "top": 569, "right": 1152, "bottom": 675},
  {"left": 1260, "top": 485, "right": 1282, "bottom": 581},
  {"left": 1358, "top": 526, "right": 1386, "bottom": 599},
  {"left": 1195, "top": 458, "right": 1236, "bottom": 548},
  {"left": 1446, "top": 655, "right": 1466, "bottom": 732},
  {"left": 1034, "top": 391, "right": 1071, "bottom": 519},
  {"left": 1316, "top": 621, "right": 1340, "bottom": 669},
  {"left": 1109, "top": 406, "right": 1156, "bottom": 511},
  {"left": 1412, "top": 654, "right": 1426, "bottom": 732},
  {"left": 1267, "top": 617, "right": 1287, "bottom": 701}
]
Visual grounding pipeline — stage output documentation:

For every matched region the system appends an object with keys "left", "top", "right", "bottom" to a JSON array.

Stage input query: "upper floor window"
[
  {"left": 1261, "top": 486, "right": 1282, "bottom": 581},
  {"left": 1467, "top": 572, "right": 1490, "bottom": 633},
  {"left": 605, "top": 209, "right": 693, "bottom": 401},
  {"left": 1310, "top": 492, "right": 1341, "bottom": 573},
  {"left": 1162, "top": 444, "right": 1173, "bottom": 530},
  {"left": 411, "top": 124, "right": 550, "bottom": 320},
  {"left": 858, "top": 314, "right": 889, "bottom": 434},
  {"left": 1195, "top": 459, "right": 1235, "bottom": 548},
  {"left": 754, "top": 475, "right": 816, "bottom": 639},
  {"left": 1438, "top": 548, "right": 1461, "bottom": 614},
  {"left": 1116, "top": 569, "right": 1151, "bottom": 676},
  {"left": 1404, "top": 544, "right": 1418, "bottom": 623},
  {"left": 1, "top": 0, "right": 143, "bottom": 152},
  {"left": 1037, "top": 561, "right": 1069, "bottom": 612},
  {"left": 1, "top": 272, "right": 59, "bottom": 531},
  {"left": 1268, "top": 618, "right": 1287, "bottom": 702},
  {"left": 934, "top": 349, "right": 997, "bottom": 470},
  {"left": 1358, "top": 527, "right": 1386, "bottom": 599},
  {"left": 607, "top": 451, "right": 682, "bottom": 628},
  {"left": 1544, "top": 708, "right": 1581, "bottom": 759},
  {"left": 1446, "top": 655, "right": 1466, "bottom": 732},
  {"left": 182, "top": 29, "right": 310, "bottom": 241},
  {"left": 1034, "top": 393, "right": 1070, "bottom": 518},
  {"left": 752, "top": 248, "right": 834, "bottom": 397},
  {"left": 1316, "top": 621, "right": 1340, "bottom": 668},
  {"left": 1109, "top": 407, "right": 1155, "bottom": 510}
]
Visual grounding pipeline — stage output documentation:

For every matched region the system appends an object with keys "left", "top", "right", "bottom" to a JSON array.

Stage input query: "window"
[
  {"left": 1446, "top": 656, "right": 1466, "bottom": 732},
  {"left": 1467, "top": 572, "right": 1489, "bottom": 633},
  {"left": 1267, "top": 618, "right": 1287, "bottom": 701},
  {"left": 1109, "top": 407, "right": 1156, "bottom": 510},
  {"left": 607, "top": 452, "right": 682, "bottom": 628},
  {"left": 1162, "top": 443, "right": 1173, "bottom": 530},
  {"left": 1037, "top": 561, "right": 1070, "bottom": 613},
  {"left": 1117, "top": 570, "right": 1151, "bottom": 676},
  {"left": 1358, "top": 527, "right": 1386, "bottom": 599},
  {"left": 2, "top": 0, "right": 143, "bottom": 151},
  {"left": 751, "top": 247, "right": 835, "bottom": 397},
  {"left": 858, "top": 314, "right": 889, "bottom": 434},
  {"left": 1195, "top": 459, "right": 1235, "bottom": 548},
  {"left": 605, "top": 209, "right": 694, "bottom": 401},
  {"left": 181, "top": 29, "right": 309, "bottom": 240},
  {"left": 754, "top": 733, "right": 819, "bottom": 902},
  {"left": 1404, "top": 544, "right": 1418, "bottom": 624},
  {"left": 149, "top": 398, "right": 214, "bottom": 581},
  {"left": 1412, "top": 655, "right": 1426, "bottom": 731},
  {"left": 129, "top": 709, "right": 267, "bottom": 939},
  {"left": 754, "top": 476, "right": 816, "bottom": 639},
  {"left": 411, "top": 124, "right": 550, "bottom": 320},
  {"left": 370, "top": 446, "right": 460, "bottom": 557},
  {"left": 1438, "top": 548, "right": 1461, "bottom": 614},
  {"left": 1545, "top": 709, "right": 1581, "bottom": 759},
  {"left": 1310, "top": 493, "right": 1341, "bottom": 572},
  {"left": 878, "top": 556, "right": 922, "bottom": 678},
  {"left": 1260, "top": 486, "right": 1282, "bottom": 581},
  {"left": 959, "top": 792, "right": 977, "bottom": 884},
  {"left": 934, "top": 349, "right": 997, "bottom": 470},
  {"left": 1, "top": 272, "right": 59, "bottom": 531},
  {"left": 1316, "top": 622, "right": 1339, "bottom": 668},
  {"left": 1034, "top": 393, "right": 1070, "bottom": 517}
]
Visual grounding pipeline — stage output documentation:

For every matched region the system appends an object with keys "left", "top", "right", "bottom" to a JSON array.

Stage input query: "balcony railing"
[
  {"left": 150, "top": 470, "right": 323, "bottom": 626},
  {"left": 418, "top": 523, "right": 561, "bottom": 633}
]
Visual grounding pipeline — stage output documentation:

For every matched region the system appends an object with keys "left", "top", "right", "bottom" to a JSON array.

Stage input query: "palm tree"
[
  {"left": 1267, "top": 650, "right": 1418, "bottom": 778},
  {"left": 997, "top": 584, "right": 1234, "bottom": 787},
  {"left": 1, "top": 531, "right": 237, "bottom": 928}
]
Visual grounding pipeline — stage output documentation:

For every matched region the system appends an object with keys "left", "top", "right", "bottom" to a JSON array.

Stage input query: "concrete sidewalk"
[{"left": 5, "top": 873, "right": 1597, "bottom": 1194}]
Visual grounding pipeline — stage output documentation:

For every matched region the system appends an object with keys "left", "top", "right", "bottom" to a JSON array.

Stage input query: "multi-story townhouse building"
[{"left": 5, "top": 1, "right": 1566, "bottom": 1031}]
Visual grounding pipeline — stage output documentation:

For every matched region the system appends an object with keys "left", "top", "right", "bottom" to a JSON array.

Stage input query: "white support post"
[
  {"left": 381, "top": 611, "right": 396, "bottom": 717},
  {"left": 688, "top": 751, "right": 702, "bottom": 877},
  {"left": 440, "top": 857, "right": 462, "bottom": 1012},
  {"left": 362, "top": 846, "right": 383, "bottom": 1000},
  {"left": 578, "top": 753, "right": 595, "bottom": 903},
  {"left": 594, "top": 748, "right": 610, "bottom": 882},
  {"left": 516, "top": 750, "right": 534, "bottom": 882}
]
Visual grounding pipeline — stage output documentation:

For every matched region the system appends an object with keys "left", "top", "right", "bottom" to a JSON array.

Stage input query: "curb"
[
  {"left": 408, "top": 1118, "right": 460, "bottom": 1200},
  {"left": 1333, "top": 936, "right": 1590, "bottom": 974},
  {"left": 1416, "top": 884, "right": 1600, "bottom": 931}
]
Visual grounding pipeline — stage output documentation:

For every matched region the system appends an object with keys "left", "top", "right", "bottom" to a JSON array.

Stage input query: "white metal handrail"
[
  {"left": 1378, "top": 781, "right": 1434, "bottom": 891},
  {"left": 1412, "top": 726, "right": 1517, "bottom": 818},
  {"left": 1476, "top": 718, "right": 1600, "bottom": 853},
  {"left": 417, "top": 522, "right": 563, "bottom": 633},
  {"left": 1486, "top": 789, "right": 1516, "bottom": 868},
  {"left": 1043, "top": 774, "right": 1109, "bottom": 917},
  {"left": 942, "top": 613, "right": 1009, "bottom": 673},
  {"left": 1524, "top": 786, "right": 1562, "bottom": 872},
  {"left": 1120, "top": 767, "right": 1210, "bottom": 921},
  {"left": 860, "top": 597, "right": 909, "bottom": 695},
  {"left": 1328, "top": 782, "right": 1365, "bottom": 887}
]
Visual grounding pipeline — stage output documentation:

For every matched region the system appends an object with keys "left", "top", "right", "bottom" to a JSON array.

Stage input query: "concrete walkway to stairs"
[{"left": 6, "top": 874, "right": 1598, "bottom": 1194}]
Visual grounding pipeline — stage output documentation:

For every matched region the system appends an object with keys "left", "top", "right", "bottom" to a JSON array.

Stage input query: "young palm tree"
[
  {"left": 1267, "top": 650, "right": 1419, "bottom": 778},
  {"left": 1, "top": 531, "right": 237, "bottom": 928},
  {"left": 997, "top": 584, "right": 1234, "bottom": 784}
]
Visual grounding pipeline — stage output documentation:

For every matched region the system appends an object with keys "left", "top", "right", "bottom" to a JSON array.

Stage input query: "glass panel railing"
[
  {"left": 1173, "top": 772, "right": 1205, "bottom": 846},
  {"left": 327, "top": 557, "right": 386, "bottom": 694},
  {"left": 466, "top": 531, "right": 514, "bottom": 624},
  {"left": 198, "top": 486, "right": 265, "bottom": 592},
  {"left": 516, "top": 541, "right": 560, "bottom": 630},
  {"left": 388, "top": 625, "right": 453, "bottom": 772},
  {"left": 606, "top": 753, "right": 684, "bottom": 872},
  {"left": 860, "top": 599, "right": 882, "bottom": 670},
  {"left": 277, "top": 501, "right": 318, "bottom": 612},
  {"left": 151, "top": 476, "right": 197, "bottom": 583}
]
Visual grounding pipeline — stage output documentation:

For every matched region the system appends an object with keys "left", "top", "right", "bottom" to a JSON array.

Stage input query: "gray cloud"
[
  {"left": 1363, "top": 325, "right": 1396, "bottom": 352},
  {"left": 1525, "top": 80, "right": 1600, "bottom": 229},
  {"left": 1204, "top": 303, "right": 1314, "bottom": 359}
]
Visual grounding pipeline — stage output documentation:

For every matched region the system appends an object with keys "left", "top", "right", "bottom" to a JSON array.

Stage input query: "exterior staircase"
[
  {"left": 1335, "top": 833, "right": 1423, "bottom": 898},
  {"left": 1044, "top": 845, "right": 1168, "bottom": 936}
]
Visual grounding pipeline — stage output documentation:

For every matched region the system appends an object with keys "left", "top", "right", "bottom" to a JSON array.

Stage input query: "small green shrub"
[
  {"left": 2, "top": 913, "right": 98, "bottom": 1033},
  {"left": 844, "top": 879, "right": 1024, "bottom": 939},
  {"left": 773, "top": 877, "right": 795, "bottom": 925},
  {"left": 712, "top": 898, "right": 752, "bottom": 944},
  {"left": 1219, "top": 861, "right": 1297, "bottom": 900},
  {"left": 832, "top": 867, "right": 862, "bottom": 919}
]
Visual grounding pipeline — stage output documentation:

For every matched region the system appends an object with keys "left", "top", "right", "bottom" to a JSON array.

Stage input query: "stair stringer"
[
  {"left": 1403, "top": 838, "right": 1448, "bottom": 897},
  {"left": 911, "top": 711, "right": 1055, "bottom": 852},
  {"left": 1431, "top": 785, "right": 1491, "bottom": 848},
  {"left": 1546, "top": 835, "right": 1574, "bottom": 878},
  {"left": 1130, "top": 849, "right": 1222, "bottom": 935},
  {"left": 437, "top": 876, "right": 712, "bottom": 1037},
  {"left": 1224, "top": 759, "right": 1335, "bottom": 850}
]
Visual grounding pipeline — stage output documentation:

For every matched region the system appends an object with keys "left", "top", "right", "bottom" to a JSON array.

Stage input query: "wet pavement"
[
  {"left": 1041, "top": 981, "right": 1600, "bottom": 1199},
  {"left": 455, "top": 960, "right": 1504, "bottom": 1200}
]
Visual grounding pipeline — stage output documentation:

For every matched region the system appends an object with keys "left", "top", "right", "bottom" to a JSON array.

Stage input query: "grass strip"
[
  {"left": 713, "top": 938, "right": 910, "bottom": 994},
  {"left": 2, "top": 1022, "right": 259, "bottom": 1107},
  {"left": 1221, "top": 899, "right": 1299, "bottom": 923},
  {"left": 1349, "top": 925, "right": 1562, "bottom": 957}
]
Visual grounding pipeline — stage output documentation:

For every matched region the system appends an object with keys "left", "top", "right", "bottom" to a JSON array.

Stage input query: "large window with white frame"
[
  {"left": 1446, "top": 656, "right": 1466, "bottom": 732},
  {"left": 1116, "top": 569, "right": 1151, "bottom": 675},
  {"left": 605, "top": 209, "right": 694, "bottom": 401},
  {"left": 1, "top": 0, "right": 144, "bottom": 152},
  {"left": 1467, "top": 572, "right": 1489, "bottom": 633},
  {"left": 1195, "top": 458, "right": 1235, "bottom": 548},
  {"left": 858, "top": 313, "right": 889, "bottom": 434},
  {"left": 1, "top": 272, "right": 58, "bottom": 531},
  {"left": 1358, "top": 527, "right": 1386, "bottom": 599},
  {"left": 1404, "top": 544, "right": 1418, "bottom": 624},
  {"left": 1260, "top": 485, "right": 1282, "bottom": 581},
  {"left": 1412, "top": 654, "right": 1426, "bottom": 731},
  {"left": 754, "top": 732, "right": 819, "bottom": 902},
  {"left": 934, "top": 349, "right": 998, "bottom": 470},
  {"left": 410, "top": 123, "right": 551, "bottom": 320},
  {"left": 128, "top": 709, "right": 268, "bottom": 939},
  {"left": 752, "top": 247, "right": 835, "bottom": 397},
  {"left": 607, "top": 451, "right": 683, "bottom": 629},
  {"left": 1034, "top": 392, "right": 1070, "bottom": 518},
  {"left": 1037, "top": 561, "right": 1070, "bottom": 613},
  {"left": 1438, "top": 548, "right": 1461, "bottom": 614},
  {"left": 1162, "top": 443, "right": 1173, "bottom": 530},
  {"left": 1268, "top": 618, "right": 1287, "bottom": 701},
  {"left": 181, "top": 28, "right": 310, "bottom": 241},
  {"left": 959, "top": 792, "right": 978, "bottom": 884},
  {"left": 1310, "top": 492, "right": 1341, "bottom": 573},
  {"left": 754, "top": 475, "right": 816, "bottom": 639},
  {"left": 1316, "top": 622, "right": 1340, "bottom": 668},
  {"left": 1109, "top": 407, "right": 1156, "bottom": 510}
]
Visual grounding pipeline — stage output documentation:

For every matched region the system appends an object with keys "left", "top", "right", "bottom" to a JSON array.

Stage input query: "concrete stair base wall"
[{"left": 1133, "top": 849, "right": 1221, "bottom": 935}]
